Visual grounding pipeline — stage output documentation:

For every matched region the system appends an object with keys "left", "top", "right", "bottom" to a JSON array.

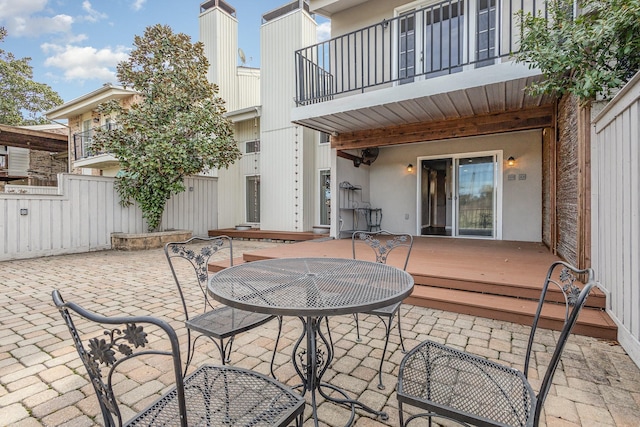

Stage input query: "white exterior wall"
[
  {"left": 7, "top": 146, "right": 29, "bottom": 177},
  {"left": 0, "top": 174, "right": 218, "bottom": 260},
  {"left": 217, "top": 118, "right": 261, "bottom": 228},
  {"left": 592, "top": 72, "right": 640, "bottom": 368},
  {"left": 260, "top": 9, "right": 319, "bottom": 231},
  {"left": 237, "top": 68, "right": 261, "bottom": 108},
  {"left": 333, "top": 130, "right": 542, "bottom": 241},
  {"left": 199, "top": 6, "right": 239, "bottom": 111}
]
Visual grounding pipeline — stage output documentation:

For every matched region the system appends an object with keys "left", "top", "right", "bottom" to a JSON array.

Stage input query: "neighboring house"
[
  {"left": 0, "top": 124, "right": 68, "bottom": 189},
  {"left": 291, "top": 0, "right": 591, "bottom": 269},
  {"left": 200, "top": 0, "right": 331, "bottom": 232},
  {"left": 45, "top": 84, "right": 140, "bottom": 177}
]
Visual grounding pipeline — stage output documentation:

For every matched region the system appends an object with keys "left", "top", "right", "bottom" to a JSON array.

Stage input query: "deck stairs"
[{"left": 207, "top": 236, "right": 617, "bottom": 341}]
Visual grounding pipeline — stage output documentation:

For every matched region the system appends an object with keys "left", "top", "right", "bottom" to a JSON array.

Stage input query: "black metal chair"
[
  {"left": 52, "top": 289, "right": 304, "bottom": 427},
  {"left": 397, "top": 261, "right": 597, "bottom": 427},
  {"left": 350, "top": 230, "right": 414, "bottom": 390},
  {"left": 164, "top": 236, "right": 281, "bottom": 377}
]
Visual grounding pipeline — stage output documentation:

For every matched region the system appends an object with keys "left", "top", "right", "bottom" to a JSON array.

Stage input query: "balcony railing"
[
  {"left": 73, "top": 123, "right": 118, "bottom": 161},
  {"left": 295, "top": 0, "right": 550, "bottom": 106}
]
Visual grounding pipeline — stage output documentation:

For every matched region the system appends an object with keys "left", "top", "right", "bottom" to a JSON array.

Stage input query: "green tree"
[
  {"left": 0, "top": 27, "right": 63, "bottom": 125},
  {"left": 94, "top": 24, "right": 240, "bottom": 232},
  {"left": 515, "top": 0, "right": 640, "bottom": 103}
]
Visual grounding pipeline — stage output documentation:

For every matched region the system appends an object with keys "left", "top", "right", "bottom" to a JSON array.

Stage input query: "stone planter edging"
[{"left": 111, "top": 230, "right": 193, "bottom": 251}]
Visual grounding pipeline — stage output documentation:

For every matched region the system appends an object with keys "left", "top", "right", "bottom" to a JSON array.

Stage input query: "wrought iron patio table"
[{"left": 207, "top": 257, "right": 414, "bottom": 426}]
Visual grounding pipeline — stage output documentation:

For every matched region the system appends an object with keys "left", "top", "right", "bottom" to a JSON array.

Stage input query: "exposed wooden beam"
[
  {"left": 331, "top": 105, "right": 555, "bottom": 150},
  {"left": 0, "top": 124, "right": 68, "bottom": 152}
]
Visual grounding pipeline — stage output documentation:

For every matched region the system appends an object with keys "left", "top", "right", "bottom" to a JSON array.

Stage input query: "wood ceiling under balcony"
[{"left": 291, "top": 63, "right": 557, "bottom": 150}]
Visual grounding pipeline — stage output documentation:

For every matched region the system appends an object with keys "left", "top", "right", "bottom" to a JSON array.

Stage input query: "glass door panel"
[{"left": 456, "top": 156, "right": 495, "bottom": 237}]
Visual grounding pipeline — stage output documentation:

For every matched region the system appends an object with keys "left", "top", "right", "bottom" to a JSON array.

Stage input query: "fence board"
[
  {"left": 592, "top": 71, "right": 640, "bottom": 368},
  {"left": 0, "top": 173, "right": 218, "bottom": 260}
]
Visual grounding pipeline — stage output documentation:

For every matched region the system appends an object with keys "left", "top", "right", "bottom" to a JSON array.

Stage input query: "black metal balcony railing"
[
  {"left": 73, "top": 123, "right": 118, "bottom": 161},
  {"left": 295, "top": 0, "right": 549, "bottom": 106}
]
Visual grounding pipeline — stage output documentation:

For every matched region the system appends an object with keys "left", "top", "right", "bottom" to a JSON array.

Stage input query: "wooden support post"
[{"left": 577, "top": 103, "right": 592, "bottom": 269}]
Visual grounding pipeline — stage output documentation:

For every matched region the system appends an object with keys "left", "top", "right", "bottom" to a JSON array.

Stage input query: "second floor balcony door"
[{"left": 397, "top": 0, "right": 497, "bottom": 83}]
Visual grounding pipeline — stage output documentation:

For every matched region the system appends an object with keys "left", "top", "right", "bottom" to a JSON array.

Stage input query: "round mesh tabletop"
[{"left": 208, "top": 257, "right": 414, "bottom": 317}]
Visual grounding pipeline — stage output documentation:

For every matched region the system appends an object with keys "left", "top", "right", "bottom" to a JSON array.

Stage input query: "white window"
[
  {"left": 245, "top": 140, "right": 260, "bottom": 153},
  {"left": 246, "top": 175, "right": 260, "bottom": 223}
]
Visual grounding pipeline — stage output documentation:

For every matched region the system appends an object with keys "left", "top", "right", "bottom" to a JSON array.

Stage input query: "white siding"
[
  {"left": 237, "top": 68, "right": 261, "bottom": 108},
  {"left": 0, "top": 174, "right": 218, "bottom": 260},
  {"left": 592, "top": 72, "right": 640, "bottom": 368},
  {"left": 199, "top": 6, "right": 239, "bottom": 110},
  {"left": 217, "top": 118, "right": 261, "bottom": 228},
  {"left": 260, "top": 8, "right": 319, "bottom": 231}
]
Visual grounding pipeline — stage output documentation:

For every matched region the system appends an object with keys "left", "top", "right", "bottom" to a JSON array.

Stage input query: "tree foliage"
[
  {"left": 0, "top": 27, "right": 63, "bottom": 125},
  {"left": 93, "top": 24, "right": 240, "bottom": 231},
  {"left": 515, "top": 0, "right": 640, "bottom": 103}
]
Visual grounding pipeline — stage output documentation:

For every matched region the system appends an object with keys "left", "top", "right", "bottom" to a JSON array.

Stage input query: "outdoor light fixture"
[
  {"left": 407, "top": 164, "right": 414, "bottom": 172},
  {"left": 507, "top": 156, "right": 515, "bottom": 167}
]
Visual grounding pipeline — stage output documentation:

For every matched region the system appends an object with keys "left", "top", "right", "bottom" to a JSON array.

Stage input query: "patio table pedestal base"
[{"left": 292, "top": 316, "right": 388, "bottom": 427}]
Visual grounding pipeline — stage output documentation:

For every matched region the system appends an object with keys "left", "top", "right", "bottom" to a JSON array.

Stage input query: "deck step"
[
  {"left": 406, "top": 285, "right": 617, "bottom": 340},
  {"left": 208, "top": 257, "right": 245, "bottom": 273},
  {"left": 412, "top": 273, "right": 607, "bottom": 309}
]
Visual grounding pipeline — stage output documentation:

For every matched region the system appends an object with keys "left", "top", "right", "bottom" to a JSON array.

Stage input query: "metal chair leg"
[
  {"left": 270, "top": 316, "right": 283, "bottom": 379},
  {"left": 396, "top": 307, "right": 406, "bottom": 353},
  {"left": 377, "top": 315, "right": 393, "bottom": 390},
  {"left": 354, "top": 313, "right": 362, "bottom": 342}
]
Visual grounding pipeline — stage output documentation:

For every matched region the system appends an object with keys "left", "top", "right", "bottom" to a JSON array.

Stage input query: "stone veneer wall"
[
  {"left": 28, "top": 150, "right": 67, "bottom": 185},
  {"left": 555, "top": 94, "right": 579, "bottom": 266}
]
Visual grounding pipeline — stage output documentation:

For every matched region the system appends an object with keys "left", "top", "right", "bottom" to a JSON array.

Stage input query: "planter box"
[{"left": 111, "top": 230, "right": 192, "bottom": 251}]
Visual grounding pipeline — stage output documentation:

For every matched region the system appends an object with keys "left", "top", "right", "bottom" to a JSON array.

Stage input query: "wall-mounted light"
[
  {"left": 407, "top": 163, "right": 414, "bottom": 173},
  {"left": 507, "top": 156, "right": 515, "bottom": 167},
  {"left": 20, "top": 208, "right": 28, "bottom": 216}
]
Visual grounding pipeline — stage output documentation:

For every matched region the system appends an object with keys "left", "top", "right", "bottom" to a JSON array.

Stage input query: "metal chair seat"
[
  {"left": 398, "top": 340, "right": 533, "bottom": 427},
  {"left": 397, "top": 261, "right": 597, "bottom": 427},
  {"left": 186, "top": 305, "right": 274, "bottom": 338},
  {"left": 349, "top": 230, "right": 414, "bottom": 390},
  {"left": 366, "top": 301, "right": 401, "bottom": 317},
  {"left": 165, "top": 236, "right": 282, "bottom": 377},
  {"left": 52, "top": 289, "right": 304, "bottom": 427},
  {"left": 128, "top": 364, "right": 304, "bottom": 426}
]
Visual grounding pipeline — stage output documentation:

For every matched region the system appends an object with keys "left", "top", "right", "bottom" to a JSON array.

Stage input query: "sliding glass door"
[
  {"left": 456, "top": 155, "right": 495, "bottom": 237},
  {"left": 420, "top": 152, "right": 499, "bottom": 238}
]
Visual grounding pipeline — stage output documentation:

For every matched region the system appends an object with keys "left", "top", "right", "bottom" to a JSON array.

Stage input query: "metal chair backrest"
[
  {"left": 352, "top": 230, "right": 413, "bottom": 270},
  {"left": 524, "top": 261, "right": 597, "bottom": 425},
  {"left": 52, "top": 289, "right": 188, "bottom": 427},
  {"left": 164, "top": 236, "right": 233, "bottom": 321}
]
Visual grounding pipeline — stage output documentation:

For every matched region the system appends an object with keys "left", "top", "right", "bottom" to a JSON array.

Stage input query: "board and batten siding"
[
  {"left": 0, "top": 173, "right": 218, "bottom": 261},
  {"left": 199, "top": 5, "right": 239, "bottom": 111},
  {"left": 592, "top": 71, "right": 640, "bottom": 368},
  {"left": 259, "top": 7, "right": 318, "bottom": 231}
]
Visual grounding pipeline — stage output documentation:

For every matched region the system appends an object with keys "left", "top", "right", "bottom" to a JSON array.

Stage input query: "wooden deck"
[
  {"left": 209, "top": 236, "right": 617, "bottom": 340},
  {"left": 209, "top": 228, "right": 328, "bottom": 242}
]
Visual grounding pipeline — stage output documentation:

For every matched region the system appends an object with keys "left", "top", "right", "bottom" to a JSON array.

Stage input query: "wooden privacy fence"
[
  {"left": 0, "top": 173, "right": 218, "bottom": 261},
  {"left": 592, "top": 71, "right": 640, "bottom": 367}
]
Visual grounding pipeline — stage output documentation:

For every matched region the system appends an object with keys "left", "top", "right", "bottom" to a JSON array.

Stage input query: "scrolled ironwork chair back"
[
  {"left": 165, "top": 236, "right": 233, "bottom": 318},
  {"left": 352, "top": 230, "right": 413, "bottom": 270},
  {"left": 525, "top": 261, "right": 596, "bottom": 421},
  {"left": 52, "top": 290, "right": 187, "bottom": 427},
  {"left": 397, "top": 261, "right": 598, "bottom": 427}
]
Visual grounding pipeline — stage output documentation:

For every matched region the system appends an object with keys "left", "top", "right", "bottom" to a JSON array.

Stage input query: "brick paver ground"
[{"left": 1, "top": 240, "right": 640, "bottom": 426}]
